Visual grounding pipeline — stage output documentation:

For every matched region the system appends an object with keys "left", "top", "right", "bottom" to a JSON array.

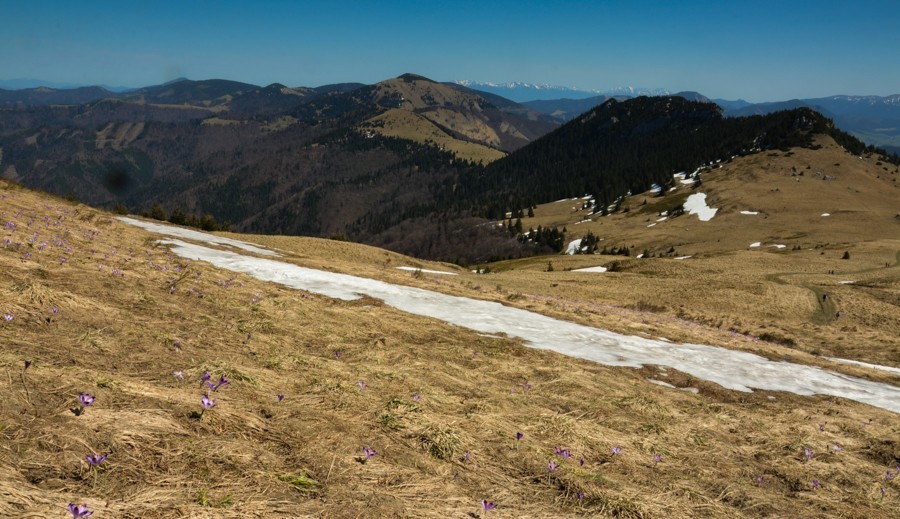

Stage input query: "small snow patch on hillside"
[
  {"left": 821, "top": 213, "right": 831, "bottom": 217},
  {"left": 683, "top": 193, "right": 718, "bottom": 221},
  {"left": 573, "top": 266, "right": 608, "bottom": 273},
  {"left": 565, "top": 239, "right": 583, "bottom": 255},
  {"left": 740, "top": 210, "right": 758, "bottom": 215},
  {"left": 749, "top": 242, "right": 761, "bottom": 248},
  {"left": 770, "top": 244, "right": 786, "bottom": 249},
  {"left": 824, "top": 357, "right": 900, "bottom": 376}
]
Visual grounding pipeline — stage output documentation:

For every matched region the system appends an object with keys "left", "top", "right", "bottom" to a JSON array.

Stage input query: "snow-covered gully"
[{"left": 121, "top": 218, "right": 900, "bottom": 413}]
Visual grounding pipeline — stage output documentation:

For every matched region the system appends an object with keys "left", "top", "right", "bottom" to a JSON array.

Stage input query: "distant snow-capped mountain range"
[{"left": 452, "top": 80, "right": 668, "bottom": 102}]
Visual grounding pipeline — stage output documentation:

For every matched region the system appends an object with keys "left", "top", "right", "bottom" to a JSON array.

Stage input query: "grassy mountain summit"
[{"left": 357, "top": 73, "right": 557, "bottom": 161}]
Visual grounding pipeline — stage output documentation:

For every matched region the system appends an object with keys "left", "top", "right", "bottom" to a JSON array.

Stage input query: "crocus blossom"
[{"left": 67, "top": 503, "right": 92, "bottom": 518}]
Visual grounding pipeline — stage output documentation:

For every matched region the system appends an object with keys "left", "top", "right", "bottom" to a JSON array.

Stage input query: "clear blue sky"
[{"left": 3, "top": 0, "right": 898, "bottom": 102}]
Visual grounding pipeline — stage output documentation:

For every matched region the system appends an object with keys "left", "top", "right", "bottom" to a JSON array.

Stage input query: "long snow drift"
[{"left": 120, "top": 218, "right": 900, "bottom": 413}]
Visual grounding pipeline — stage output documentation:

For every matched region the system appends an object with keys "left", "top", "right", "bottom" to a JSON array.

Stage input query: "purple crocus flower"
[
  {"left": 201, "top": 371, "right": 211, "bottom": 384},
  {"left": 465, "top": 451, "right": 471, "bottom": 462},
  {"left": 579, "top": 458, "right": 584, "bottom": 467},
  {"left": 832, "top": 444, "right": 843, "bottom": 452},
  {"left": 887, "top": 471, "right": 895, "bottom": 481},
  {"left": 412, "top": 394, "right": 420, "bottom": 402},
  {"left": 804, "top": 448, "right": 813, "bottom": 461},
  {"left": 24, "top": 360, "right": 32, "bottom": 370},
  {"left": 277, "top": 394, "right": 284, "bottom": 402},
  {"left": 363, "top": 447, "right": 377, "bottom": 458},
  {"left": 812, "top": 479, "right": 821, "bottom": 489},
  {"left": 67, "top": 503, "right": 92, "bottom": 518},
  {"left": 611, "top": 446, "right": 622, "bottom": 456},
  {"left": 818, "top": 423, "right": 826, "bottom": 432},
  {"left": 516, "top": 432, "right": 523, "bottom": 441},
  {"left": 653, "top": 454, "right": 663, "bottom": 463},
  {"left": 577, "top": 492, "right": 584, "bottom": 500},
  {"left": 86, "top": 453, "right": 107, "bottom": 466},
  {"left": 173, "top": 370, "right": 184, "bottom": 379},
  {"left": 755, "top": 475, "right": 765, "bottom": 485},
  {"left": 79, "top": 393, "right": 95, "bottom": 407},
  {"left": 548, "top": 460, "right": 558, "bottom": 472},
  {"left": 358, "top": 381, "right": 366, "bottom": 392},
  {"left": 3, "top": 314, "right": 12, "bottom": 322},
  {"left": 201, "top": 395, "right": 215, "bottom": 410},
  {"left": 209, "top": 375, "right": 229, "bottom": 391},
  {"left": 481, "top": 500, "right": 496, "bottom": 512}
]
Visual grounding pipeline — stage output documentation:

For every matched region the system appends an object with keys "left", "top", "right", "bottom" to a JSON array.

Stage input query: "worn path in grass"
[{"left": 766, "top": 248, "right": 900, "bottom": 325}]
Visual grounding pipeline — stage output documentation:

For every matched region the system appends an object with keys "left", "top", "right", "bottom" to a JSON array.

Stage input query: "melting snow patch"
[
  {"left": 656, "top": 216, "right": 668, "bottom": 222},
  {"left": 396, "top": 266, "right": 457, "bottom": 276},
  {"left": 117, "top": 217, "right": 279, "bottom": 257},
  {"left": 821, "top": 213, "right": 831, "bottom": 217},
  {"left": 647, "top": 223, "right": 657, "bottom": 228},
  {"left": 683, "top": 193, "right": 718, "bottom": 221},
  {"left": 824, "top": 357, "right": 900, "bottom": 376},
  {"left": 740, "top": 211, "right": 759, "bottom": 215},
  {"left": 636, "top": 254, "right": 644, "bottom": 259},
  {"left": 770, "top": 244, "right": 786, "bottom": 249},
  {"left": 838, "top": 280, "right": 855, "bottom": 285},
  {"left": 647, "top": 379, "right": 677, "bottom": 389},
  {"left": 681, "top": 387, "right": 700, "bottom": 394},
  {"left": 749, "top": 242, "right": 761, "bottom": 248},
  {"left": 674, "top": 256, "right": 692, "bottom": 260},
  {"left": 121, "top": 219, "right": 900, "bottom": 413},
  {"left": 573, "top": 266, "right": 608, "bottom": 273},
  {"left": 565, "top": 239, "right": 583, "bottom": 255}
]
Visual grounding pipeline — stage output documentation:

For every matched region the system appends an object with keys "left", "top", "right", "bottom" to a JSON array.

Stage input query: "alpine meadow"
[{"left": 2, "top": 2, "right": 899, "bottom": 518}]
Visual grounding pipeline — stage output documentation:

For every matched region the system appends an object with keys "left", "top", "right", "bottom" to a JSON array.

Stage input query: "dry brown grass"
[
  {"left": 360, "top": 109, "right": 506, "bottom": 164},
  {"left": 1, "top": 178, "right": 898, "bottom": 518}
]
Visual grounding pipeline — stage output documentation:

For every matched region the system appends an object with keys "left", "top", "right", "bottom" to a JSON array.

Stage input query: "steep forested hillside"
[{"left": 449, "top": 98, "right": 879, "bottom": 218}]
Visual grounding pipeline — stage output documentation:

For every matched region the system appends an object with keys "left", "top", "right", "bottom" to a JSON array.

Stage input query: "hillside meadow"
[{"left": 1, "top": 178, "right": 898, "bottom": 518}]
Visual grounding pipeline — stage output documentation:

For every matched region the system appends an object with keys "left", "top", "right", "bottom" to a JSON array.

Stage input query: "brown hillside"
[
  {"left": 1, "top": 179, "right": 897, "bottom": 518},
  {"left": 362, "top": 74, "right": 557, "bottom": 158}
]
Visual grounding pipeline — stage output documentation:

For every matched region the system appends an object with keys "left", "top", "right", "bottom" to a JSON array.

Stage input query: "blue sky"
[{"left": 3, "top": 0, "right": 898, "bottom": 102}]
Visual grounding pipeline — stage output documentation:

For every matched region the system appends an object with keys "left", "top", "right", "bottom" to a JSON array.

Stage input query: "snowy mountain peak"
[{"left": 452, "top": 80, "right": 669, "bottom": 103}]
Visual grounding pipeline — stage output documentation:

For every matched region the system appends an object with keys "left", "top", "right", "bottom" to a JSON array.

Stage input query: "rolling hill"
[{"left": 1, "top": 175, "right": 898, "bottom": 518}]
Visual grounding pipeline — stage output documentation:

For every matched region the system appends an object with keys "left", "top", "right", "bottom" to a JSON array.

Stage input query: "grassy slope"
[
  {"left": 1, "top": 178, "right": 898, "bottom": 518},
  {"left": 360, "top": 109, "right": 506, "bottom": 164},
  {"left": 499, "top": 136, "right": 900, "bottom": 367}
]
